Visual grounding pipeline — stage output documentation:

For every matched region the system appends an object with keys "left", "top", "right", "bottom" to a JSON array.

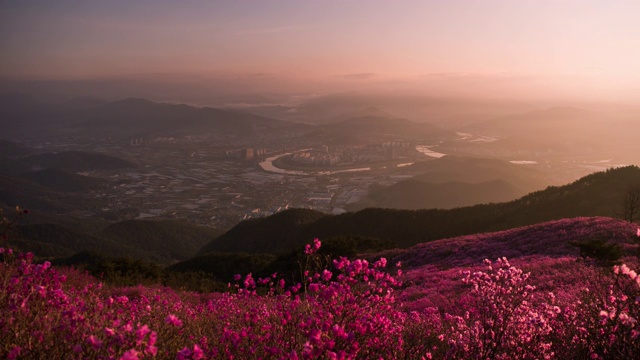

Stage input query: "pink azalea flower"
[
  {"left": 87, "top": 335, "right": 102, "bottom": 349},
  {"left": 120, "top": 349, "right": 139, "bottom": 360},
  {"left": 135, "top": 324, "right": 151, "bottom": 341},
  {"left": 146, "top": 345, "right": 158, "bottom": 356},
  {"left": 322, "top": 269, "right": 332, "bottom": 281},
  {"left": 165, "top": 314, "right": 183, "bottom": 327},
  {"left": 7, "top": 346, "right": 21, "bottom": 360},
  {"left": 192, "top": 344, "right": 204, "bottom": 360},
  {"left": 176, "top": 347, "right": 192, "bottom": 360}
]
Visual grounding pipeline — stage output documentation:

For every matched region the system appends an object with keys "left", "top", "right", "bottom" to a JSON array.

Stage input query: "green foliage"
[
  {"left": 571, "top": 238, "right": 623, "bottom": 265},
  {"left": 53, "top": 251, "right": 228, "bottom": 292},
  {"left": 98, "top": 220, "right": 221, "bottom": 264},
  {"left": 318, "top": 235, "right": 396, "bottom": 258},
  {"left": 168, "top": 252, "right": 276, "bottom": 281},
  {"left": 2, "top": 217, "right": 220, "bottom": 265},
  {"left": 197, "top": 208, "right": 326, "bottom": 255},
  {"left": 53, "top": 251, "right": 163, "bottom": 286}
]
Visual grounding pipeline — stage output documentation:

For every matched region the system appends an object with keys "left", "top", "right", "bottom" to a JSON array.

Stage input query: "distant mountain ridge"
[
  {"left": 0, "top": 93, "right": 311, "bottom": 140},
  {"left": 0, "top": 143, "right": 133, "bottom": 207},
  {"left": 78, "top": 97, "right": 309, "bottom": 136},
  {"left": 350, "top": 179, "right": 524, "bottom": 210},
  {"left": 348, "top": 156, "right": 551, "bottom": 210}
]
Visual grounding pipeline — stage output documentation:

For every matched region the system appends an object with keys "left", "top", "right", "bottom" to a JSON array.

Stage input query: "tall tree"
[{"left": 621, "top": 183, "right": 640, "bottom": 223}]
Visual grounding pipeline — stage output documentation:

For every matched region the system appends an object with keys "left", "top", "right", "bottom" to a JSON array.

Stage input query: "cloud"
[{"left": 338, "top": 73, "right": 377, "bottom": 80}]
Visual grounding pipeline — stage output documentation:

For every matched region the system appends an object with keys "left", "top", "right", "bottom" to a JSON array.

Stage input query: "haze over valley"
[{"left": 2, "top": 2, "right": 640, "bottom": 358}]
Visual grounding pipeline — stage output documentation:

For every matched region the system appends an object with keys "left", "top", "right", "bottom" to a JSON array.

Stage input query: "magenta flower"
[
  {"left": 165, "top": 314, "right": 183, "bottom": 327},
  {"left": 146, "top": 345, "right": 158, "bottom": 356},
  {"left": 322, "top": 269, "right": 332, "bottom": 281},
  {"left": 87, "top": 335, "right": 102, "bottom": 349},
  {"left": 7, "top": 346, "right": 21, "bottom": 360},
  {"left": 104, "top": 327, "right": 115, "bottom": 337},
  {"left": 192, "top": 344, "right": 204, "bottom": 360},
  {"left": 120, "top": 349, "right": 139, "bottom": 360},
  {"left": 176, "top": 347, "right": 191, "bottom": 360}
]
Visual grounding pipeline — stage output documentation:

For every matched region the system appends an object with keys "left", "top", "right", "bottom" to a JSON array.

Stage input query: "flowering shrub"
[
  {"left": 1, "top": 230, "right": 640, "bottom": 359},
  {"left": 445, "top": 258, "right": 557, "bottom": 359}
]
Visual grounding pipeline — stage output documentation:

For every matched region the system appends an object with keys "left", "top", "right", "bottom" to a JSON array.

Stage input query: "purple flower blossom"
[
  {"left": 1, "top": 227, "right": 639, "bottom": 359},
  {"left": 120, "top": 349, "right": 139, "bottom": 360},
  {"left": 165, "top": 314, "right": 183, "bottom": 327}
]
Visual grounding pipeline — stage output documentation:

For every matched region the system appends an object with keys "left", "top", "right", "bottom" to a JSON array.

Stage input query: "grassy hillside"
[
  {"left": 382, "top": 216, "right": 638, "bottom": 269},
  {"left": 391, "top": 216, "right": 640, "bottom": 314},
  {"left": 200, "top": 166, "right": 640, "bottom": 254}
]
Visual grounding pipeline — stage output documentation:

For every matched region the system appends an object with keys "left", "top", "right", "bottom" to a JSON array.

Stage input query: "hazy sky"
[{"left": 1, "top": 1, "right": 639, "bottom": 100}]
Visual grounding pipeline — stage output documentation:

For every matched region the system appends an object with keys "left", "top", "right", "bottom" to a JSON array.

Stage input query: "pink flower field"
[{"left": 2, "top": 218, "right": 640, "bottom": 359}]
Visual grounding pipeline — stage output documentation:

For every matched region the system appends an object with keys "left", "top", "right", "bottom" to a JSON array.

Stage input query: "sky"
[{"left": 1, "top": 0, "right": 639, "bottom": 101}]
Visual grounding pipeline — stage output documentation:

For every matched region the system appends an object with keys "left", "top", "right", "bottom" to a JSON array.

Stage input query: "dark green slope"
[
  {"left": 98, "top": 220, "right": 221, "bottom": 263},
  {"left": 4, "top": 218, "right": 220, "bottom": 264},
  {"left": 173, "top": 235, "right": 395, "bottom": 285},
  {"left": 0, "top": 139, "right": 32, "bottom": 157},
  {"left": 198, "top": 166, "right": 640, "bottom": 254},
  {"left": 168, "top": 252, "right": 277, "bottom": 280},
  {"left": 0, "top": 174, "right": 99, "bottom": 213},
  {"left": 197, "top": 208, "right": 327, "bottom": 255},
  {"left": 7, "top": 223, "right": 147, "bottom": 260}
]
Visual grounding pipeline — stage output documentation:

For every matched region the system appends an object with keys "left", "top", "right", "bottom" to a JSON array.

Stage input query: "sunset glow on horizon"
[{"left": 2, "top": 0, "right": 639, "bottom": 101}]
